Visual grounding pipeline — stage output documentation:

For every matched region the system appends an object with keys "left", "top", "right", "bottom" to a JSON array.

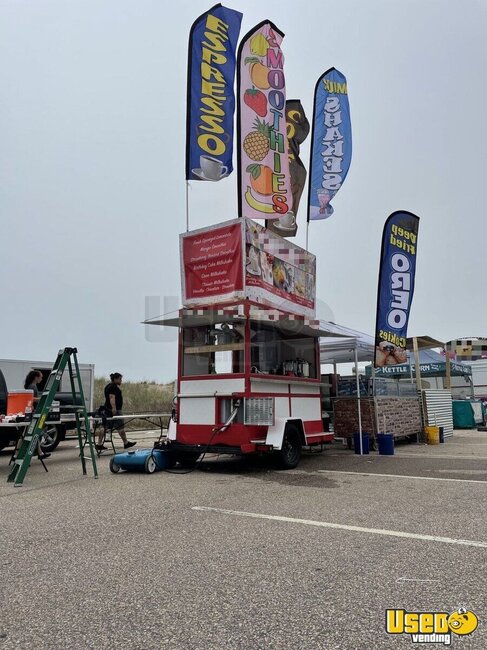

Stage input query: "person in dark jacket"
[
  {"left": 24, "top": 370, "right": 43, "bottom": 404},
  {"left": 17, "top": 370, "right": 50, "bottom": 459},
  {"left": 96, "top": 373, "right": 136, "bottom": 451}
]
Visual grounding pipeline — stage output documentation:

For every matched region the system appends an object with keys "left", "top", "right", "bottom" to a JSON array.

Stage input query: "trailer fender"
[{"left": 265, "top": 418, "right": 305, "bottom": 450}]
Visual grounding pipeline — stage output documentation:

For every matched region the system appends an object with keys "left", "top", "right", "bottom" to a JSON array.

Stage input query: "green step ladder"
[{"left": 8, "top": 347, "right": 98, "bottom": 487}]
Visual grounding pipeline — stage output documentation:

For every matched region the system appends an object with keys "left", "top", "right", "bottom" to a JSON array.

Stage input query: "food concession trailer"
[{"left": 145, "top": 217, "right": 338, "bottom": 468}]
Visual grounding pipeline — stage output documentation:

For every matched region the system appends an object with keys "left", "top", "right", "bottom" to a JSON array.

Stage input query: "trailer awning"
[
  {"left": 144, "top": 305, "right": 246, "bottom": 329},
  {"left": 144, "top": 305, "right": 350, "bottom": 339}
]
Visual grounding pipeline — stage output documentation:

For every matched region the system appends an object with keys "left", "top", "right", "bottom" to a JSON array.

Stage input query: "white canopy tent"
[
  {"left": 319, "top": 322, "right": 375, "bottom": 365},
  {"left": 318, "top": 322, "right": 374, "bottom": 454}
]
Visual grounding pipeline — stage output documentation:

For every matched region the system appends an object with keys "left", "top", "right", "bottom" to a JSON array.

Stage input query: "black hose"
[{"left": 162, "top": 401, "right": 241, "bottom": 474}]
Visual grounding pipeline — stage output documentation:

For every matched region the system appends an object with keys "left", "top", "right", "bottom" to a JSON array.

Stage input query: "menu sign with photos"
[{"left": 244, "top": 219, "right": 315, "bottom": 316}]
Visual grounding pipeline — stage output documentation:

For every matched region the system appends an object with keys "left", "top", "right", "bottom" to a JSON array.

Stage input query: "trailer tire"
[
  {"left": 109, "top": 457, "right": 121, "bottom": 473},
  {"left": 275, "top": 426, "right": 302, "bottom": 470},
  {"left": 145, "top": 455, "right": 157, "bottom": 474},
  {"left": 40, "top": 424, "right": 65, "bottom": 453},
  {"left": 175, "top": 451, "right": 200, "bottom": 469}
]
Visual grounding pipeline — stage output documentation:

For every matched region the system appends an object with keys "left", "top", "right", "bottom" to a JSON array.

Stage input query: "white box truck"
[{"left": 0, "top": 357, "right": 95, "bottom": 452}]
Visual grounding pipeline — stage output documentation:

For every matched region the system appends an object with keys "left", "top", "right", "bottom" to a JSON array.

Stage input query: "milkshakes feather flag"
[
  {"left": 186, "top": 4, "right": 242, "bottom": 182},
  {"left": 374, "top": 211, "right": 420, "bottom": 368},
  {"left": 237, "top": 21, "right": 292, "bottom": 220},
  {"left": 307, "top": 68, "right": 352, "bottom": 221}
]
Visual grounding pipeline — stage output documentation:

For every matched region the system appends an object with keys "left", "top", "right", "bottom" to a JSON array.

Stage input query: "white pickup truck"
[{"left": 0, "top": 357, "right": 94, "bottom": 452}]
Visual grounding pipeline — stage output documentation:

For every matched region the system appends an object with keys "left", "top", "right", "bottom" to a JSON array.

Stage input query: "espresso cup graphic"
[
  {"left": 277, "top": 210, "right": 296, "bottom": 230},
  {"left": 200, "top": 155, "right": 228, "bottom": 180}
]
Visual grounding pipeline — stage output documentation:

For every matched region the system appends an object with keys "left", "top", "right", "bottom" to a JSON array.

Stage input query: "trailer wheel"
[
  {"left": 275, "top": 426, "right": 302, "bottom": 470},
  {"left": 40, "top": 424, "right": 65, "bottom": 453},
  {"left": 176, "top": 451, "right": 200, "bottom": 469},
  {"left": 145, "top": 455, "right": 157, "bottom": 474},
  {"left": 165, "top": 452, "right": 177, "bottom": 469},
  {"left": 109, "top": 457, "right": 121, "bottom": 473}
]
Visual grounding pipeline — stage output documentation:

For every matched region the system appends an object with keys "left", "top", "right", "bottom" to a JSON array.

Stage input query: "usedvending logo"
[{"left": 386, "top": 607, "right": 478, "bottom": 645}]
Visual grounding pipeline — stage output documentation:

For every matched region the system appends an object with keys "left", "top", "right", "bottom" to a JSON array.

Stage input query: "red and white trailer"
[{"left": 147, "top": 218, "right": 335, "bottom": 468}]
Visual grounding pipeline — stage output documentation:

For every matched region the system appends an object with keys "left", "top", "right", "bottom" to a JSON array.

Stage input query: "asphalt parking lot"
[{"left": 0, "top": 430, "right": 486, "bottom": 649}]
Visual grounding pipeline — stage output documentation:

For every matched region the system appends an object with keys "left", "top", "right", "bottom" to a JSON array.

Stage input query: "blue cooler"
[
  {"left": 377, "top": 433, "right": 394, "bottom": 455},
  {"left": 109, "top": 448, "right": 170, "bottom": 474},
  {"left": 353, "top": 432, "right": 369, "bottom": 454}
]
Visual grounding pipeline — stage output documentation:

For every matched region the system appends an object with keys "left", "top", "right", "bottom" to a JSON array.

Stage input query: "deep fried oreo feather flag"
[
  {"left": 237, "top": 21, "right": 292, "bottom": 219},
  {"left": 186, "top": 4, "right": 242, "bottom": 181},
  {"left": 374, "top": 211, "right": 420, "bottom": 368},
  {"left": 307, "top": 68, "right": 352, "bottom": 221}
]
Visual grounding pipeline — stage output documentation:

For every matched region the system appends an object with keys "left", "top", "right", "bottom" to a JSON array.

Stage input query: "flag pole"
[
  {"left": 354, "top": 347, "right": 363, "bottom": 455},
  {"left": 306, "top": 220, "right": 309, "bottom": 251},
  {"left": 186, "top": 181, "right": 190, "bottom": 232}
]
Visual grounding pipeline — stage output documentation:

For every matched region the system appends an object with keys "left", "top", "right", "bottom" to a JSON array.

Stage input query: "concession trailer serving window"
[{"left": 182, "top": 322, "right": 245, "bottom": 376}]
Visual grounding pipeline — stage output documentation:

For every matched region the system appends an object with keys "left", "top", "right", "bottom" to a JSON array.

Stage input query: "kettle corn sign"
[{"left": 386, "top": 607, "right": 478, "bottom": 645}]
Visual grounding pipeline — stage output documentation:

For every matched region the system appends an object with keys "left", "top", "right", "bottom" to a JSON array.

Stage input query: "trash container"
[
  {"left": 439, "top": 426, "right": 445, "bottom": 443},
  {"left": 353, "top": 432, "right": 369, "bottom": 455},
  {"left": 425, "top": 426, "right": 440, "bottom": 445},
  {"left": 377, "top": 433, "right": 394, "bottom": 455}
]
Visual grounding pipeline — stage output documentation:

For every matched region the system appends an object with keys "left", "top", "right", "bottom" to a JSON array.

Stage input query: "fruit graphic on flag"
[{"left": 237, "top": 21, "right": 292, "bottom": 220}]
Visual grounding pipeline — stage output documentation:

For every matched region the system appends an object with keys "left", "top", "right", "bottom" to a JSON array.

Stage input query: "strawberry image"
[{"left": 244, "top": 87, "right": 267, "bottom": 117}]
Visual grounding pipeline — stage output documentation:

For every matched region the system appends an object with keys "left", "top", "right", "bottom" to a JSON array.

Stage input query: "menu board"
[
  {"left": 181, "top": 223, "right": 244, "bottom": 304},
  {"left": 180, "top": 218, "right": 316, "bottom": 317}
]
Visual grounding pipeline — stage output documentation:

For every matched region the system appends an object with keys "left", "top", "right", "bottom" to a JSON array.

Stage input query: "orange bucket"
[{"left": 6, "top": 390, "right": 34, "bottom": 415}]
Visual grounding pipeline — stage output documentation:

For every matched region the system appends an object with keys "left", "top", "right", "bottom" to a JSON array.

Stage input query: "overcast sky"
[{"left": 1, "top": 0, "right": 486, "bottom": 381}]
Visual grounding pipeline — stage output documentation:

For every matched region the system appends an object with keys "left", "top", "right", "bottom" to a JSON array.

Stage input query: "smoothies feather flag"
[
  {"left": 374, "top": 211, "right": 420, "bottom": 368},
  {"left": 237, "top": 21, "right": 292, "bottom": 220},
  {"left": 186, "top": 4, "right": 242, "bottom": 181},
  {"left": 267, "top": 99, "right": 309, "bottom": 237},
  {"left": 307, "top": 68, "right": 352, "bottom": 221}
]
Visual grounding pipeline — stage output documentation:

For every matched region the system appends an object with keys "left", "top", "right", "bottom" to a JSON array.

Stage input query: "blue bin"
[
  {"left": 439, "top": 427, "right": 445, "bottom": 443},
  {"left": 353, "top": 432, "right": 369, "bottom": 454},
  {"left": 377, "top": 433, "right": 394, "bottom": 455}
]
